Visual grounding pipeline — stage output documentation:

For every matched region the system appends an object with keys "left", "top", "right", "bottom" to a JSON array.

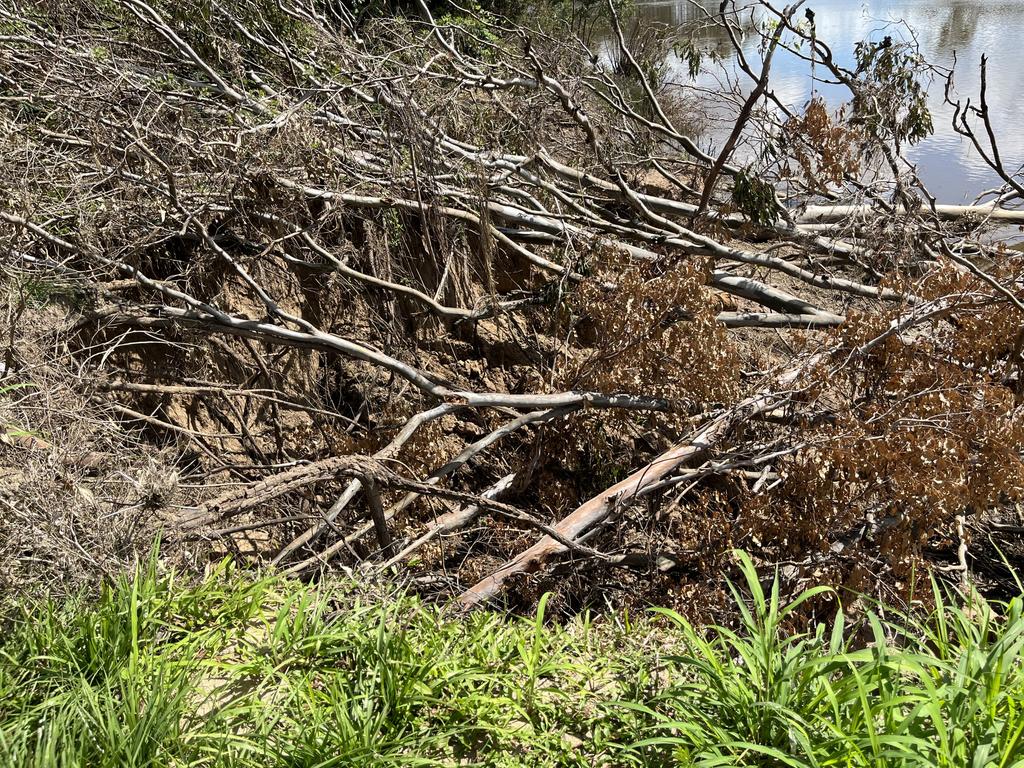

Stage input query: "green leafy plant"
[
  {"left": 852, "top": 37, "right": 934, "bottom": 147},
  {"left": 731, "top": 168, "right": 779, "bottom": 228}
]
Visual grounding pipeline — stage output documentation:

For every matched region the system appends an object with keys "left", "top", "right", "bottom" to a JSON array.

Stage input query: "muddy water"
[{"left": 628, "top": 0, "right": 1024, "bottom": 203}]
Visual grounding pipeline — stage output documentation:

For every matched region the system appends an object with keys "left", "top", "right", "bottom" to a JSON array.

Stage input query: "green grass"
[
  {"left": 9, "top": 274, "right": 91, "bottom": 311},
  {"left": 0, "top": 552, "right": 1022, "bottom": 767}
]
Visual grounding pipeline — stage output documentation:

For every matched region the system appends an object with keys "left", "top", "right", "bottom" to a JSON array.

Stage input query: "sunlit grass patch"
[{"left": 1, "top": 553, "right": 1022, "bottom": 767}]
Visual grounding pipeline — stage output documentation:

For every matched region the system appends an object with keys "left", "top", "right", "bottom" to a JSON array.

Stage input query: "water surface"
[{"left": 631, "top": 0, "right": 1024, "bottom": 202}]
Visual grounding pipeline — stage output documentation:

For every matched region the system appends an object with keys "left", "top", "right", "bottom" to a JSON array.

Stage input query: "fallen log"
[
  {"left": 797, "top": 202, "right": 1024, "bottom": 225},
  {"left": 455, "top": 389, "right": 786, "bottom": 609}
]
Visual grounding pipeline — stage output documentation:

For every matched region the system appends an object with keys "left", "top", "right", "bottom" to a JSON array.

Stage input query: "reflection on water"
[{"left": 631, "top": 0, "right": 1024, "bottom": 202}]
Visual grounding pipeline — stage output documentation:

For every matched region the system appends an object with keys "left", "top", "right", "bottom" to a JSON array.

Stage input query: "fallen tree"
[{"left": 2, "top": 0, "right": 1024, "bottom": 611}]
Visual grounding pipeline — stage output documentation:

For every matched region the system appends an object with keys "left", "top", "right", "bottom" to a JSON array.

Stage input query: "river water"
[{"left": 630, "top": 0, "right": 1024, "bottom": 203}]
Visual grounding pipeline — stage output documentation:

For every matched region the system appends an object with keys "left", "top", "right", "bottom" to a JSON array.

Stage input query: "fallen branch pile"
[{"left": 3, "top": 0, "right": 1024, "bottom": 611}]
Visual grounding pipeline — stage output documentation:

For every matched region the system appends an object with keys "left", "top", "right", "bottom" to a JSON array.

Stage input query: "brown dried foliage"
[
  {"left": 783, "top": 98, "right": 866, "bottom": 192},
  {"left": 561, "top": 261, "right": 740, "bottom": 408}
]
